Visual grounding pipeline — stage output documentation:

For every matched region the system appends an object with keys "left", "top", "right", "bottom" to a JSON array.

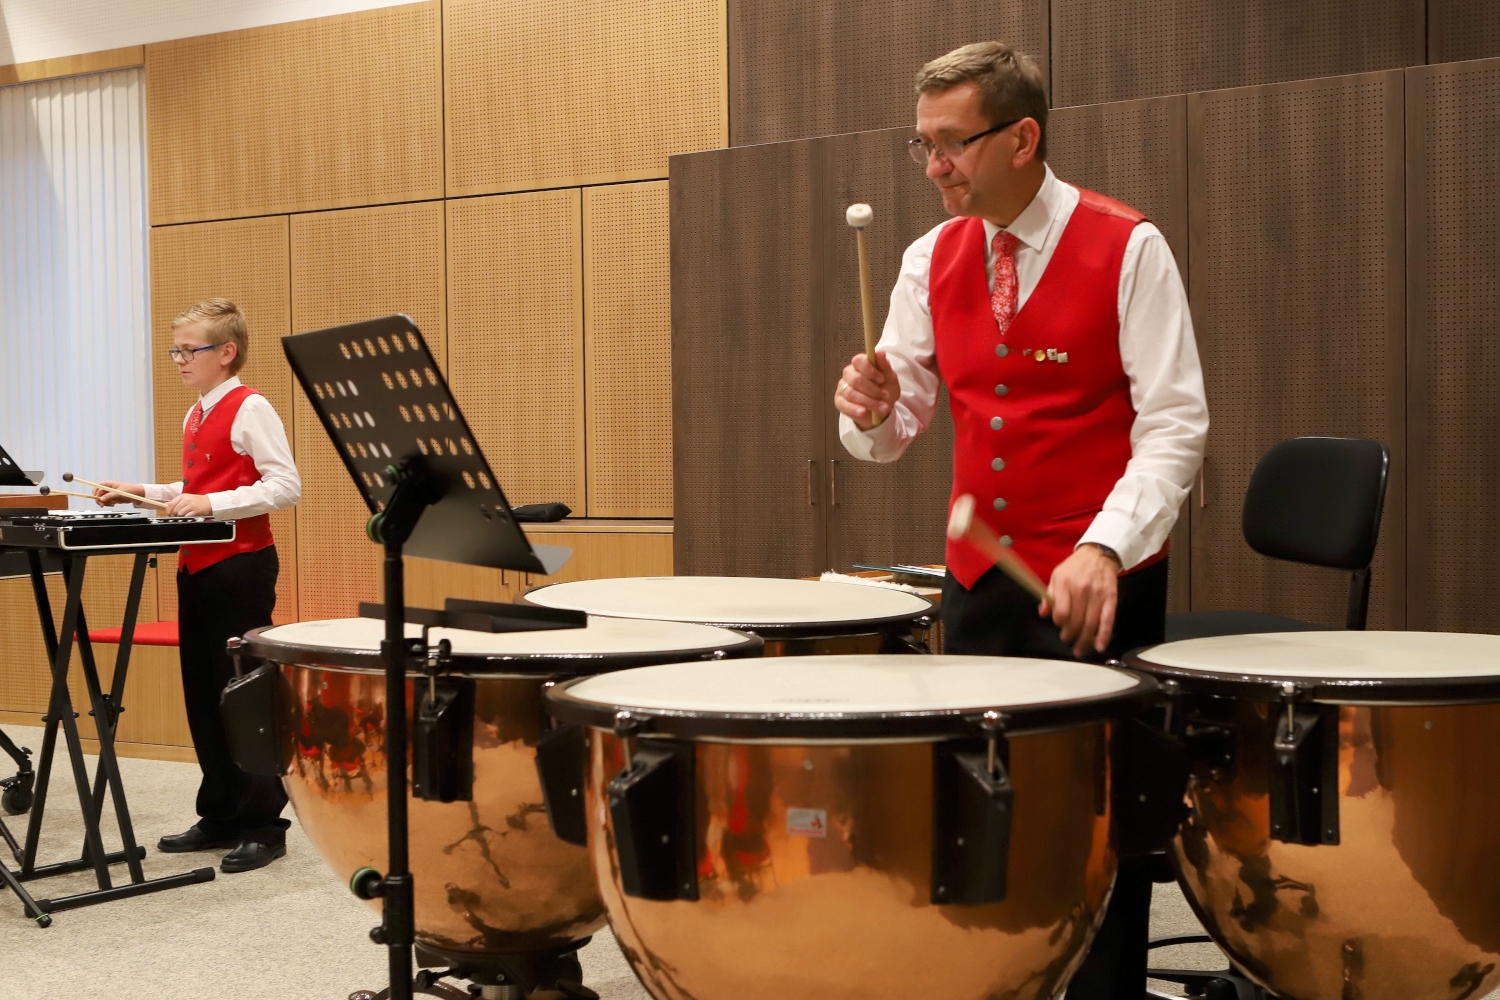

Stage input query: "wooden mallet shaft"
[
  {"left": 61, "top": 473, "right": 167, "bottom": 510},
  {"left": 38, "top": 487, "right": 102, "bottom": 502},
  {"left": 845, "top": 203, "right": 885, "bottom": 428},
  {"left": 947, "top": 494, "right": 1049, "bottom": 603}
]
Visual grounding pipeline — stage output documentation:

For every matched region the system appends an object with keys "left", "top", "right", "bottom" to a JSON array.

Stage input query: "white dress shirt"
[
  {"left": 840, "top": 165, "right": 1208, "bottom": 571},
  {"left": 145, "top": 376, "right": 301, "bottom": 520}
]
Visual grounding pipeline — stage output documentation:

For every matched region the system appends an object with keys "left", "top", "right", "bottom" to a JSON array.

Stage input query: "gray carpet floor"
[{"left": 0, "top": 723, "right": 1445, "bottom": 1000}]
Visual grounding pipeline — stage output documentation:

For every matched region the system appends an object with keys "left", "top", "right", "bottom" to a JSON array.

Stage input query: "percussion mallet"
[
  {"left": 38, "top": 486, "right": 104, "bottom": 503},
  {"left": 845, "top": 202, "right": 885, "bottom": 428},
  {"left": 62, "top": 473, "right": 168, "bottom": 510},
  {"left": 947, "top": 493, "right": 1049, "bottom": 604}
]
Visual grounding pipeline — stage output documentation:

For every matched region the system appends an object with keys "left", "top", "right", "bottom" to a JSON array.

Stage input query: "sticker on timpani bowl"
[{"left": 786, "top": 808, "right": 828, "bottom": 838}]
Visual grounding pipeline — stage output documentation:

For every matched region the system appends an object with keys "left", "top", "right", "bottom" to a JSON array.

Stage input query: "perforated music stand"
[{"left": 282, "top": 315, "right": 575, "bottom": 1000}]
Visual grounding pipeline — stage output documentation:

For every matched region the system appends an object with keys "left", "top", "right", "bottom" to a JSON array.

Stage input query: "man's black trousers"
[
  {"left": 177, "top": 545, "right": 289, "bottom": 842},
  {"left": 942, "top": 558, "right": 1169, "bottom": 1000}
]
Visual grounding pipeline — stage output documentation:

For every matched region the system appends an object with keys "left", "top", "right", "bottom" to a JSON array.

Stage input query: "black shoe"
[
  {"left": 158, "top": 825, "right": 238, "bottom": 853},
  {"left": 220, "top": 839, "right": 286, "bottom": 873}
]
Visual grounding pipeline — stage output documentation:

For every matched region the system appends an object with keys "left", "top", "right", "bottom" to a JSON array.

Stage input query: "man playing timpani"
[
  {"left": 95, "top": 299, "right": 301, "bottom": 874},
  {"left": 833, "top": 42, "right": 1207, "bottom": 997}
]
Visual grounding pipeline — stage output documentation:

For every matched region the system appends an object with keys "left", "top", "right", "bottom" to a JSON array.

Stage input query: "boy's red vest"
[
  {"left": 179, "top": 384, "right": 274, "bottom": 574},
  {"left": 932, "top": 189, "right": 1165, "bottom": 589}
]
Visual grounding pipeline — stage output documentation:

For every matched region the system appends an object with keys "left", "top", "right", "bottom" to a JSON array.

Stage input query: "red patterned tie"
[
  {"left": 188, "top": 401, "right": 204, "bottom": 437},
  {"left": 990, "top": 230, "right": 1021, "bottom": 335}
]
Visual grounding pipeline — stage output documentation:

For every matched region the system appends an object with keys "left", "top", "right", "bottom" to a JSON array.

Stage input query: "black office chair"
[{"left": 1165, "top": 437, "right": 1389, "bottom": 641}]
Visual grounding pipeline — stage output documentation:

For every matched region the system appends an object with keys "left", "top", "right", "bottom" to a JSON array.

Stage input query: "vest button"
[
  {"left": 995, "top": 384, "right": 1008, "bottom": 396},
  {"left": 187, "top": 461, "right": 193, "bottom": 468},
  {"left": 999, "top": 535, "right": 1013, "bottom": 548},
  {"left": 991, "top": 458, "right": 1005, "bottom": 471},
  {"left": 993, "top": 498, "right": 1007, "bottom": 511},
  {"left": 995, "top": 344, "right": 1008, "bottom": 358},
  {"left": 188, "top": 443, "right": 196, "bottom": 451},
  {"left": 990, "top": 416, "right": 1004, "bottom": 430}
]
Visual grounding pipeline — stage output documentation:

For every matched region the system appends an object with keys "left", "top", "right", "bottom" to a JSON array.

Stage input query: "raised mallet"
[
  {"left": 845, "top": 202, "right": 885, "bottom": 428},
  {"left": 947, "top": 493, "right": 1049, "bottom": 603},
  {"left": 62, "top": 473, "right": 167, "bottom": 510}
]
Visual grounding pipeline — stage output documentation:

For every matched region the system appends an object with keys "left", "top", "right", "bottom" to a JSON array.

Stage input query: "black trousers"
[
  {"left": 942, "top": 559, "right": 1169, "bottom": 1000},
  {"left": 177, "top": 546, "right": 289, "bottom": 842}
]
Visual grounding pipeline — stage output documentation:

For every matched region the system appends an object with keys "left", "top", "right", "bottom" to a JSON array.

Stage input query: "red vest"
[
  {"left": 933, "top": 189, "right": 1161, "bottom": 589},
  {"left": 179, "top": 384, "right": 275, "bottom": 574}
]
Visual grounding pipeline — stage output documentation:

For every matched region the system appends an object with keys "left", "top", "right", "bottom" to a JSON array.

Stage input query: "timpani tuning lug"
[
  {"left": 1269, "top": 685, "right": 1340, "bottom": 846},
  {"left": 932, "top": 714, "right": 1014, "bottom": 906}
]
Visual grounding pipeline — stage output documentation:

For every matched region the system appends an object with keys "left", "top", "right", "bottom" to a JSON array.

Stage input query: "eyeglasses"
[
  {"left": 908, "top": 118, "right": 1023, "bottom": 165},
  {"left": 168, "top": 344, "right": 221, "bottom": 363}
]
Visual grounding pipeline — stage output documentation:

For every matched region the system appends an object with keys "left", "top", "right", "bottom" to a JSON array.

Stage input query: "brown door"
[
  {"left": 671, "top": 141, "right": 828, "bottom": 577},
  {"left": 817, "top": 128, "right": 956, "bottom": 575}
]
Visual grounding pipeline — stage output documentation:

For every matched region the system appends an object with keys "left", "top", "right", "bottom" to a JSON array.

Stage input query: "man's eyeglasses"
[
  {"left": 167, "top": 344, "right": 221, "bottom": 363},
  {"left": 908, "top": 118, "right": 1023, "bottom": 165}
]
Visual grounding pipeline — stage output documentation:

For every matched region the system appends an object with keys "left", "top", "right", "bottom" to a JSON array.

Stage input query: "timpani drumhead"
[
  {"left": 245, "top": 615, "right": 761, "bottom": 676},
  {"left": 522, "top": 576, "right": 934, "bottom": 638},
  {"left": 1131, "top": 631, "right": 1500, "bottom": 703},
  {"left": 547, "top": 654, "right": 1155, "bottom": 739}
]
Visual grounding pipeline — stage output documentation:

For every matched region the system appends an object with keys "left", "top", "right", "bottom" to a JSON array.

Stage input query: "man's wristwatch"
[{"left": 1086, "top": 543, "right": 1122, "bottom": 567}]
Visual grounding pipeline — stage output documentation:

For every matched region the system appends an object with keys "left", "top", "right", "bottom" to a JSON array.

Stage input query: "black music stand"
[
  {"left": 283, "top": 315, "right": 576, "bottom": 1000},
  {"left": 0, "top": 443, "right": 35, "bottom": 487}
]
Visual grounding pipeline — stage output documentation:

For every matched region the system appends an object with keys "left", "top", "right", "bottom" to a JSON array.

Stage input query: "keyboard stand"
[{"left": 1, "top": 547, "right": 215, "bottom": 924}]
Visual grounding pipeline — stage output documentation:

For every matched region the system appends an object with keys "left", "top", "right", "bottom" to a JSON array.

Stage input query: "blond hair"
[
  {"left": 915, "top": 41, "right": 1050, "bottom": 159},
  {"left": 173, "top": 298, "right": 248, "bottom": 374}
]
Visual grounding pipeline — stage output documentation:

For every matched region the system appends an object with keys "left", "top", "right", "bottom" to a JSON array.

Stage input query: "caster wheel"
[{"left": 2, "top": 785, "right": 31, "bottom": 815}]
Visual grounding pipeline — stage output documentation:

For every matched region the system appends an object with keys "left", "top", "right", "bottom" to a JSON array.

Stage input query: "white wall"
[
  {"left": 0, "top": 69, "right": 152, "bottom": 500},
  {"left": 0, "top": 0, "right": 417, "bottom": 66}
]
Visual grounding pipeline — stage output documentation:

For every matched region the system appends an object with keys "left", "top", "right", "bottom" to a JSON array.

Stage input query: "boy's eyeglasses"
[{"left": 168, "top": 344, "right": 221, "bottom": 363}]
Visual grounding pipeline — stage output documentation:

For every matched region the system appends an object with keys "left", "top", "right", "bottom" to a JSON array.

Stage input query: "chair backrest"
[{"left": 1241, "top": 437, "right": 1389, "bottom": 570}]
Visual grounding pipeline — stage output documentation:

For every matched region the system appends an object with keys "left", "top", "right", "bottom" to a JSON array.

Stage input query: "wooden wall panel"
[
  {"left": 1188, "top": 72, "right": 1405, "bottom": 628},
  {"left": 729, "top": 0, "right": 1048, "bottom": 146},
  {"left": 816, "top": 128, "right": 955, "bottom": 573},
  {"left": 672, "top": 142, "right": 825, "bottom": 577},
  {"left": 583, "top": 182, "right": 673, "bottom": 518},
  {"left": 146, "top": 2, "right": 442, "bottom": 225},
  {"left": 1430, "top": 3, "right": 1500, "bottom": 64},
  {"left": 0, "top": 45, "right": 143, "bottom": 86},
  {"left": 1406, "top": 58, "right": 1500, "bottom": 632},
  {"left": 1052, "top": 0, "right": 1423, "bottom": 109},
  {"left": 150, "top": 217, "right": 298, "bottom": 623},
  {"left": 447, "top": 191, "right": 585, "bottom": 512},
  {"left": 444, "top": 0, "right": 727, "bottom": 196},
  {"left": 290, "top": 201, "right": 446, "bottom": 621},
  {"left": 69, "top": 645, "right": 190, "bottom": 749},
  {"left": 1048, "top": 95, "right": 1193, "bottom": 610}
]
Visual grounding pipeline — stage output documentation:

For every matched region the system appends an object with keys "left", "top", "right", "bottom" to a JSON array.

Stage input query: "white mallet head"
[
  {"left": 845, "top": 203, "right": 874, "bottom": 229},
  {"left": 947, "top": 494, "right": 976, "bottom": 542}
]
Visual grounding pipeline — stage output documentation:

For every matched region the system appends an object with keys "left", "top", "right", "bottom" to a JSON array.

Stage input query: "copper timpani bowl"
[
  {"left": 545, "top": 655, "right": 1159, "bottom": 1000},
  {"left": 1128, "top": 631, "right": 1500, "bottom": 1000},
  {"left": 520, "top": 576, "right": 936, "bottom": 656},
  {"left": 242, "top": 616, "right": 762, "bottom": 961}
]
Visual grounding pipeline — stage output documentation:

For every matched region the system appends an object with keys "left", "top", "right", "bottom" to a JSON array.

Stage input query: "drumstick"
[
  {"left": 946, "top": 494, "right": 1049, "bottom": 603},
  {"left": 38, "top": 486, "right": 104, "bottom": 502},
  {"left": 845, "top": 203, "right": 885, "bottom": 428},
  {"left": 61, "top": 473, "right": 168, "bottom": 510}
]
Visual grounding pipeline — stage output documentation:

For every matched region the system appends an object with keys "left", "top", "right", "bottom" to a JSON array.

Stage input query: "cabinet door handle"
[
  {"left": 1198, "top": 460, "right": 1207, "bottom": 508},
  {"left": 830, "top": 460, "right": 839, "bottom": 506},
  {"left": 807, "top": 459, "right": 816, "bottom": 506}
]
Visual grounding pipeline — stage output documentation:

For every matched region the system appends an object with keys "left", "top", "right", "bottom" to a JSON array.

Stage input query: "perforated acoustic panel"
[
  {"left": 1052, "top": 0, "right": 1423, "bottom": 109},
  {"left": 1048, "top": 96, "right": 1192, "bottom": 610},
  {"left": 150, "top": 216, "right": 298, "bottom": 623},
  {"left": 1188, "top": 72, "right": 1405, "bottom": 628},
  {"left": 1406, "top": 59, "right": 1500, "bottom": 633},
  {"left": 672, "top": 141, "right": 824, "bottom": 577},
  {"left": 583, "top": 182, "right": 673, "bottom": 518},
  {"left": 816, "top": 128, "right": 955, "bottom": 573},
  {"left": 290, "top": 201, "right": 446, "bottom": 621},
  {"left": 146, "top": 2, "right": 442, "bottom": 225},
  {"left": 444, "top": 0, "right": 726, "bottom": 196},
  {"left": 447, "top": 191, "right": 584, "bottom": 513},
  {"left": 730, "top": 0, "right": 1048, "bottom": 147},
  {"left": 1431, "top": 2, "right": 1500, "bottom": 63}
]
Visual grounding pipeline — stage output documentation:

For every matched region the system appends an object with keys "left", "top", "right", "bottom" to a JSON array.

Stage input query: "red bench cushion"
[{"left": 86, "top": 621, "right": 179, "bottom": 647}]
